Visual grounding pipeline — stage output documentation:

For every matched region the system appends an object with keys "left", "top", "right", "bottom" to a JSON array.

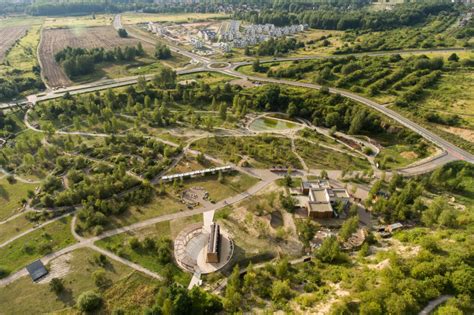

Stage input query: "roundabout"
[{"left": 207, "top": 62, "right": 231, "bottom": 69}]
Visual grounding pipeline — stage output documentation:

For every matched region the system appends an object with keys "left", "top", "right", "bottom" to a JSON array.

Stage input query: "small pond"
[{"left": 249, "top": 117, "right": 298, "bottom": 132}]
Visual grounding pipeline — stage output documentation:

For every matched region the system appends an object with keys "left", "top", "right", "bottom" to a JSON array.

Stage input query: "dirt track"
[
  {"left": 39, "top": 26, "right": 153, "bottom": 88},
  {"left": 0, "top": 26, "right": 29, "bottom": 61}
]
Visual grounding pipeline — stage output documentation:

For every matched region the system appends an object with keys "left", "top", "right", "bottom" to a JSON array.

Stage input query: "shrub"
[
  {"left": 49, "top": 278, "right": 64, "bottom": 294},
  {"left": 117, "top": 28, "right": 128, "bottom": 38},
  {"left": 77, "top": 291, "right": 102, "bottom": 312}
]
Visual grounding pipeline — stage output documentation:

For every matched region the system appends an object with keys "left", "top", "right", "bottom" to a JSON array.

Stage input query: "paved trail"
[
  {"left": 0, "top": 17, "right": 471, "bottom": 290},
  {"left": 0, "top": 169, "right": 278, "bottom": 287},
  {"left": 419, "top": 295, "right": 451, "bottom": 315}
]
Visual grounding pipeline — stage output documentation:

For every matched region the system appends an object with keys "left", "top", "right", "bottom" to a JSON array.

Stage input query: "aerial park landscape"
[{"left": 0, "top": 0, "right": 473, "bottom": 314}]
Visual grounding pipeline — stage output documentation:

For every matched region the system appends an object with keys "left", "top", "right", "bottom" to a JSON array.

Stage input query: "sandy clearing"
[{"left": 37, "top": 252, "right": 73, "bottom": 284}]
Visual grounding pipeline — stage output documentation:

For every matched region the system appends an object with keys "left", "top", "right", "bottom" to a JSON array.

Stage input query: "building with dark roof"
[
  {"left": 26, "top": 260, "right": 48, "bottom": 281},
  {"left": 206, "top": 224, "right": 221, "bottom": 263}
]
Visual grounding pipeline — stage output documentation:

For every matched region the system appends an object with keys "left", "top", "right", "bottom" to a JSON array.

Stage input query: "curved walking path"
[
  {"left": 0, "top": 211, "right": 29, "bottom": 225},
  {"left": 291, "top": 136, "right": 309, "bottom": 171},
  {"left": 0, "top": 169, "right": 278, "bottom": 288},
  {"left": 419, "top": 295, "right": 451, "bottom": 315},
  {"left": 70, "top": 214, "right": 163, "bottom": 280},
  {"left": 222, "top": 67, "right": 474, "bottom": 168},
  {"left": 0, "top": 167, "right": 41, "bottom": 184},
  {"left": 4, "top": 42, "right": 470, "bottom": 173},
  {"left": 0, "top": 212, "right": 72, "bottom": 249}
]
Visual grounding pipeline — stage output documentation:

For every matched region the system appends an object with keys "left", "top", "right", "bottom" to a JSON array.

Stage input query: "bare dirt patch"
[
  {"left": 442, "top": 126, "right": 474, "bottom": 143},
  {"left": 367, "top": 258, "right": 390, "bottom": 270},
  {"left": 0, "top": 26, "right": 29, "bottom": 61},
  {"left": 230, "top": 78, "right": 255, "bottom": 88},
  {"left": 400, "top": 151, "right": 419, "bottom": 160},
  {"left": 305, "top": 283, "right": 349, "bottom": 315},
  {"left": 39, "top": 26, "right": 154, "bottom": 88}
]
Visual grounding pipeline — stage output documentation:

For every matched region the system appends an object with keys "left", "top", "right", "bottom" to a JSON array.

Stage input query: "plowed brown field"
[
  {"left": 39, "top": 26, "right": 153, "bottom": 88},
  {"left": 0, "top": 26, "right": 29, "bottom": 61}
]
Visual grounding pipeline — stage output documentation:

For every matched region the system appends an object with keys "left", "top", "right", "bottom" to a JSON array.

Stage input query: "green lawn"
[
  {"left": 0, "top": 178, "right": 38, "bottom": 221},
  {"left": 418, "top": 69, "right": 474, "bottom": 128},
  {"left": 43, "top": 14, "right": 114, "bottom": 28},
  {"left": 295, "top": 139, "right": 371, "bottom": 171},
  {"left": 179, "top": 71, "right": 236, "bottom": 85},
  {"left": 96, "top": 215, "right": 202, "bottom": 286},
  {"left": 0, "top": 17, "right": 44, "bottom": 28},
  {"left": 191, "top": 136, "right": 303, "bottom": 169},
  {"left": 375, "top": 144, "right": 432, "bottom": 170},
  {"left": 180, "top": 172, "right": 260, "bottom": 202},
  {"left": 297, "top": 128, "right": 340, "bottom": 146},
  {"left": 0, "top": 213, "right": 35, "bottom": 245},
  {"left": 107, "top": 194, "right": 183, "bottom": 230},
  {"left": 0, "top": 216, "right": 75, "bottom": 278},
  {"left": 0, "top": 247, "right": 158, "bottom": 314}
]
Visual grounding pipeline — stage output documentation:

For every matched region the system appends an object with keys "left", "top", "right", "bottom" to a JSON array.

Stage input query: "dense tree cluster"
[
  {"left": 338, "top": 12, "right": 465, "bottom": 53},
  {"left": 25, "top": 0, "right": 258, "bottom": 16},
  {"left": 55, "top": 44, "right": 145, "bottom": 77},
  {"left": 427, "top": 161, "right": 473, "bottom": 195},
  {"left": 192, "top": 135, "right": 302, "bottom": 168},
  {"left": 77, "top": 290, "right": 103, "bottom": 312},
  {"left": 82, "top": 134, "right": 179, "bottom": 180},
  {"left": 237, "top": 3, "right": 457, "bottom": 31},
  {"left": 0, "top": 131, "right": 58, "bottom": 176},
  {"left": 264, "top": 54, "right": 473, "bottom": 128},
  {"left": 117, "top": 28, "right": 128, "bottom": 38},
  {"left": 335, "top": 248, "right": 474, "bottom": 314},
  {"left": 368, "top": 161, "right": 472, "bottom": 224},
  {"left": 0, "top": 111, "right": 20, "bottom": 136},
  {"left": 155, "top": 43, "right": 172, "bottom": 59},
  {"left": 256, "top": 37, "right": 304, "bottom": 56},
  {"left": 222, "top": 256, "right": 329, "bottom": 311},
  {"left": 248, "top": 83, "right": 419, "bottom": 148},
  {"left": 0, "top": 76, "right": 44, "bottom": 101},
  {"left": 27, "top": 1, "right": 119, "bottom": 16},
  {"left": 145, "top": 284, "right": 222, "bottom": 315}
]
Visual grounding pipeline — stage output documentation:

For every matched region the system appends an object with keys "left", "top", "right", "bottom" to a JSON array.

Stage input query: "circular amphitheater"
[{"left": 174, "top": 223, "right": 234, "bottom": 274}]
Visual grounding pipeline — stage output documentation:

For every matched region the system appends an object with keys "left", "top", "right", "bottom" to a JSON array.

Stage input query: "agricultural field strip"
[
  {"left": 39, "top": 26, "right": 154, "bottom": 88},
  {"left": 0, "top": 26, "right": 29, "bottom": 61}
]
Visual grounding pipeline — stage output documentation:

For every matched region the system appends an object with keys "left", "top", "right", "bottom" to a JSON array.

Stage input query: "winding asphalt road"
[
  {"left": 3, "top": 45, "right": 471, "bottom": 174},
  {"left": 0, "top": 16, "right": 472, "bottom": 289},
  {"left": 221, "top": 67, "right": 474, "bottom": 167}
]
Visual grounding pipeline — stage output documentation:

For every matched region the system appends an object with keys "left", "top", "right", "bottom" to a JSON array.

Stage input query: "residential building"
[
  {"left": 198, "top": 29, "right": 217, "bottom": 41},
  {"left": 190, "top": 37, "right": 204, "bottom": 49}
]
